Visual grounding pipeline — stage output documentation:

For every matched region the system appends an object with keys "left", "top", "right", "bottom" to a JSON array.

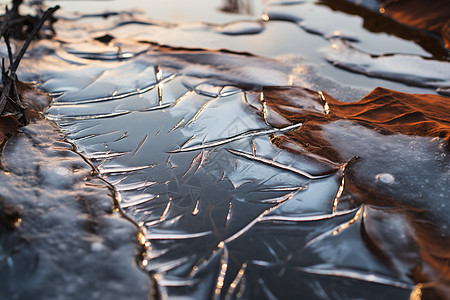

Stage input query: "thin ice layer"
[
  {"left": 263, "top": 0, "right": 450, "bottom": 92},
  {"left": 23, "top": 0, "right": 442, "bottom": 97},
  {"left": 324, "top": 40, "right": 450, "bottom": 90},
  {"left": 11, "top": 1, "right": 450, "bottom": 299},
  {"left": 23, "top": 49, "right": 419, "bottom": 299},
  {"left": 264, "top": 85, "right": 450, "bottom": 298}
]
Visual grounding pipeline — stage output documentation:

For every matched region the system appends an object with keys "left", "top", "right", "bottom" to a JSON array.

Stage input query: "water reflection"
[
  {"left": 220, "top": 0, "right": 253, "bottom": 15},
  {"left": 319, "top": 0, "right": 449, "bottom": 59}
]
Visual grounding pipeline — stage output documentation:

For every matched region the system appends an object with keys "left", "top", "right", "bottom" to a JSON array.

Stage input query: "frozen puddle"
[{"left": 3, "top": 0, "right": 449, "bottom": 299}]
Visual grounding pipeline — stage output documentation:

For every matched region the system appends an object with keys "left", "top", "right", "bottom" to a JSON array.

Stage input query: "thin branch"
[
  {"left": 9, "top": 5, "right": 60, "bottom": 76},
  {"left": 0, "top": 6, "right": 11, "bottom": 38},
  {"left": 3, "top": 32, "right": 14, "bottom": 70},
  {"left": 0, "top": 4, "right": 60, "bottom": 123}
]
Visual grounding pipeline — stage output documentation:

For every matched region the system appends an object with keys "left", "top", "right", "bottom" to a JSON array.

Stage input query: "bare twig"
[
  {"left": 0, "top": 6, "right": 11, "bottom": 38},
  {"left": 3, "top": 32, "right": 14, "bottom": 67},
  {"left": 9, "top": 5, "right": 60, "bottom": 76},
  {"left": 0, "top": 4, "right": 60, "bottom": 125}
]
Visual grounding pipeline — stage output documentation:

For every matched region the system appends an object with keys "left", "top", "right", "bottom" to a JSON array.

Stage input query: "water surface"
[{"left": 6, "top": 0, "right": 450, "bottom": 299}]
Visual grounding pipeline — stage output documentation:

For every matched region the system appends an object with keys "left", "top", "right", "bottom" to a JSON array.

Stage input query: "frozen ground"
[{"left": 0, "top": 0, "right": 449, "bottom": 299}]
